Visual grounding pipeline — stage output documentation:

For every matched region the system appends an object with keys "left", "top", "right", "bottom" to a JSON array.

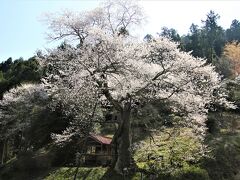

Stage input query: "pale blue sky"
[
  {"left": 0, "top": 0, "right": 100, "bottom": 62},
  {"left": 1, "top": 0, "right": 240, "bottom": 62}
]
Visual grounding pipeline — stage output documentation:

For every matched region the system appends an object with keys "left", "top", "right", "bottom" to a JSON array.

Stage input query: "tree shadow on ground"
[
  {"left": 100, "top": 169, "right": 123, "bottom": 180},
  {"left": 100, "top": 168, "right": 144, "bottom": 180}
]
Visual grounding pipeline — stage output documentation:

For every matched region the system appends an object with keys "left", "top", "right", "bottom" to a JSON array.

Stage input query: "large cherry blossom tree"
[{"left": 39, "top": 0, "right": 234, "bottom": 174}]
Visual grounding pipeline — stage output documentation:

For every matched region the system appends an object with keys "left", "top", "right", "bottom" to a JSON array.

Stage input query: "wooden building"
[{"left": 84, "top": 134, "right": 112, "bottom": 166}]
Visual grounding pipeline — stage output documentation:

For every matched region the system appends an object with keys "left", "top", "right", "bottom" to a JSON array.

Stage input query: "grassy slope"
[
  {"left": 44, "top": 167, "right": 144, "bottom": 180},
  {"left": 45, "top": 167, "right": 107, "bottom": 180}
]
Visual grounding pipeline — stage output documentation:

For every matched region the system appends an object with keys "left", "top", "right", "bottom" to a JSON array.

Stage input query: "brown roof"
[{"left": 89, "top": 134, "right": 112, "bottom": 145}]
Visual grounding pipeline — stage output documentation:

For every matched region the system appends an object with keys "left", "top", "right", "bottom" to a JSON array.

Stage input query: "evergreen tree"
[
  {"left": 201, "top": 10, "right": 225, "bottom": 63},
  {"left": 226, "top": 19, "right": 240, "bottom": 42}
]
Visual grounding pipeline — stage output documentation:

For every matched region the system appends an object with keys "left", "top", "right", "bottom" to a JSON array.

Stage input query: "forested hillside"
[
  {"left": 0, "top": 57, "right": 42, "bottom": 99},
  {"left": 0, "top": 1, "right": 240, "bottom": 180}
]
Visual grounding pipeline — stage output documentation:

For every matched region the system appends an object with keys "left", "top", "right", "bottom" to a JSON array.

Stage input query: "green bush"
[
  {"left": 13, "top": 150, "right": 52, "bottom": 172},
  {"left": 134, "top": 128, "right": 205, "bottom": 175}
]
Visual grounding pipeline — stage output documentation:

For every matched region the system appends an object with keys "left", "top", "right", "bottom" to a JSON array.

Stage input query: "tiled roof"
[{"left": 90, "top": 134, "right": 112, "bottom": 145}]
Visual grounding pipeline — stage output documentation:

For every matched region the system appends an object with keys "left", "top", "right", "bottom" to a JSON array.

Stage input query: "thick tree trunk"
[{"left": 112, "top": 103, "right": 132, "bottom": 174}]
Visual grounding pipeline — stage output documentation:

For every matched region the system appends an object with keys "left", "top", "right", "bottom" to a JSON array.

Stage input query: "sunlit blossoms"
[
  {"left": 0, "top": 84, "right": 48, "bottom": 140},
  {"left": 42, "top": 30, "right": 234, "bottom": 136}
]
